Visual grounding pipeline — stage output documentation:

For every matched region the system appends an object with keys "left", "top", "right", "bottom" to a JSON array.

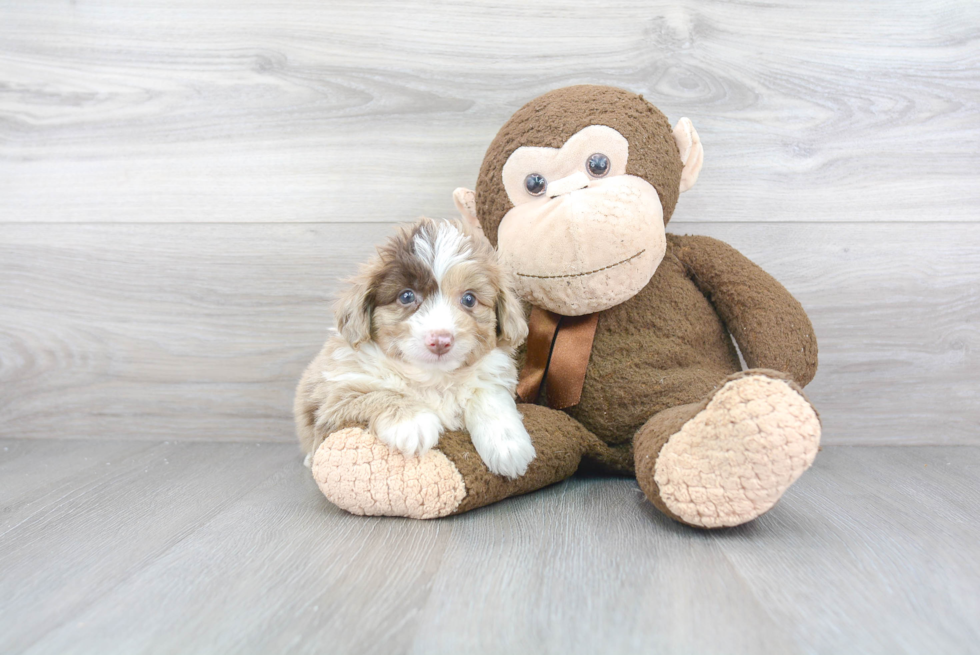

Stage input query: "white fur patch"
[
  {"left": 465, "top": 385, "right": 535, "bottom": 478},
  {"left": 399, "top": 292, "right": 465, "bottom": 370},
  {"left": 413, "top": 221, "right": 472, "bottom": 283},
  {"left": 410, "top": 293, "right": 456, "bottom": 337},
  {"left": 322, "top": 341, "right": 520, "bottom": 439}
]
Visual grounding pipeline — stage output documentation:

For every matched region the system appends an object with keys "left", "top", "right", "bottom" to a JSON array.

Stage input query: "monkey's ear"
[
  {"left": 673, "top": 117, "right": 704, "bottom": 193},
  {"left": 453, "top": 187, "right": 484, "bottom": 236},
  {"left": 495, "top": 280, "right": 529, "bottom": 348},
  {"left": 334, "top": 276, "right": 373, "bottom": 348}
]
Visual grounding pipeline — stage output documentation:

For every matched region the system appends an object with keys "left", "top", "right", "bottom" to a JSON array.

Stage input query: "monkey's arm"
[{"left": 671, "top": 234, "right": 818, "bottom": 386}]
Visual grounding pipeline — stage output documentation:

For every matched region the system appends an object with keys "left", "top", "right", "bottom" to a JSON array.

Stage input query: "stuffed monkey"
[{"left": 309, "top": 85, "right": 820, "bottom": 528}]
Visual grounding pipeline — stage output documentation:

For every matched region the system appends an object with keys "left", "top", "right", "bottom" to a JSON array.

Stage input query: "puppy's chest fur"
[{"left": 320, "top": 338, "right": 517, "bottom": 431}]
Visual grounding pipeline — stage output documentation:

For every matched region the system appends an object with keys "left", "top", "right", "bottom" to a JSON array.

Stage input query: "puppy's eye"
[
  {"left": 460, "top": 292, "right": 477, "bottom": 309},
  {"left": 587, "top": 153, "right": 610, "bottom": 178},
  {"left": 524, "top": 173, "right": 546, "bottom": 196},
  {"left": 398, "top": 289, "right": 417, "bottom": 305}
]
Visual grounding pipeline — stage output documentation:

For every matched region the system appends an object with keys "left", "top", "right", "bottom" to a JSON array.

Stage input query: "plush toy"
[{"left": 310, "top": 85, "right": 820, "bottom": 528}]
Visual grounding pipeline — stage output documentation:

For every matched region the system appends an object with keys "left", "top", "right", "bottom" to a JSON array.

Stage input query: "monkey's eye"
[
  {"left": 460, "top": 292, "right": 477, "bottom": 309},
  {"left": 398, "top": 289, "right": 417, "bottom": 305},
  {"left": 587, "top": 153, "right": 610, "bottom": 178},
  {"left": 524, "top": 173, "right": 547, "bottom": 196}
]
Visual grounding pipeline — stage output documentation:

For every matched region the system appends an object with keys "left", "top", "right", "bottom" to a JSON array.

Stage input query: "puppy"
[{"left": 294, "top": 218, "right": 535, "bottom": 478}]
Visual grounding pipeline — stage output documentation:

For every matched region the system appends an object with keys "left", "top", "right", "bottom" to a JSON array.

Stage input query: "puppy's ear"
[
  {"left": 495, "top": 279, "right": 528, "bottom": 348},
  {"left": 334, "top": 274, "right": 374, "bottom": 348}
]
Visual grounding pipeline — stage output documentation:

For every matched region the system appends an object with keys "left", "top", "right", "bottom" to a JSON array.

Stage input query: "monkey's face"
[{"left": 496, "top": 125, "right": 667, "bottom": 316}]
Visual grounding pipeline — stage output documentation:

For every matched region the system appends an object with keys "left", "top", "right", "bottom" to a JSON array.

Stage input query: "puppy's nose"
[{"left": 425, "top": 331, "right": 454, "bottom": 355}]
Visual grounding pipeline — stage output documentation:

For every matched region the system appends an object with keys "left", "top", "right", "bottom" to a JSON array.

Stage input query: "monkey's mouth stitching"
[{"left": 517, "top": 249, "right": 646, "bottom": 280}]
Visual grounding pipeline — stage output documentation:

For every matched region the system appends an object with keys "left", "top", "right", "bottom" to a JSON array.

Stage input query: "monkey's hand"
[{"left": 465, "top": 388, "right": 536, "bottom": 479}]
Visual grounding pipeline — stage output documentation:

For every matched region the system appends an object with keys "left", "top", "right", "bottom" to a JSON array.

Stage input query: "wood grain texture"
[
  {"left": 1, "top": 441, "right": 978, "bottom": 654},
  {"left": 1, "top": 221, "right": 977, "bottom": 445},
  {"left": 0, "top": 440, "right": 299, "bottom": 654},
  {"left": 0, "top": 222, "right": 391, "bottom": 442},
  {"left": 1, "top": 0, "right": 978, "bottom": 224}
]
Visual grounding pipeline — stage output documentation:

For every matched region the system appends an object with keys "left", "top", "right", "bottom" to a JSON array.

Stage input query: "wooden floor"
[{"left": 1, "top": 441, "right": 977, "bottom": 655}]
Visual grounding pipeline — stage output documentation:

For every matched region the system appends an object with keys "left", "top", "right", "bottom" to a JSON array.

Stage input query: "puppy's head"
[{"left": 335, "top": 218, "right": 528, "bottom": 371}]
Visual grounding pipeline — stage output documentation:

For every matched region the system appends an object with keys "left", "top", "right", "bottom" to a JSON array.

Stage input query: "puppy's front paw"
[
  {"left": 377, "top": 412, "right": 442, "bottom": 457},
  {"left": 470, "top": 418, "right": 536, "bottom": 479}
]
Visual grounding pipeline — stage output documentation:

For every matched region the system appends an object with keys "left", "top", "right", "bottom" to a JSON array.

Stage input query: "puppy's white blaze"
[
  {"left": 412, "top": 231, "right": 434, "bottom": 266},
  {"left": 413, "top": 222, "right": 472, "bottom": 283},
  {"left": 410, "top": 292, "right": 457, "bottom": 338},
  {"left": 433, "top": 223, "right": 472, "bottom": 282}
]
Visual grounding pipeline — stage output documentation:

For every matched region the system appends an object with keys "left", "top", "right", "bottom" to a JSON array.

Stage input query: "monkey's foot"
[
  {"left": 653, "top": 373, "right": 820, "bottom": 528},
  {"left": 311, "top": 428, "right": 466, "bottom": 520}
]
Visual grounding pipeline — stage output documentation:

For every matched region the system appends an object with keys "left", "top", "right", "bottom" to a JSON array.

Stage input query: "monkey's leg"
[
  {"left": 634, "top": 369, "right": 821, "bottom": 528},
  {"left": 311, "top": 404, "right": 595, "bottom": 519}
]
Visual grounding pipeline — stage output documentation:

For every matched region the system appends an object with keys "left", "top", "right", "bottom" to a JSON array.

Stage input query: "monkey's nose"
[
  {"left": 425, "top": 331, "right": 454, "bottom": 355},
  {"left": 547, "top": 171, "right": 590, "bottom": 198}
]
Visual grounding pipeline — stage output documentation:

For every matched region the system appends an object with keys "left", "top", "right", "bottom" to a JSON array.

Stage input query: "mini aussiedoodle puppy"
[{"left": 294, "top": 218, "right": 535, "bottom": 478}]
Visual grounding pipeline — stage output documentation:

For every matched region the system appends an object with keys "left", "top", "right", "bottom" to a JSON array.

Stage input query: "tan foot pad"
[
  {"left": 311, "top": 427, "right": 466, "bottom": 520},
  {"left": 654, "top": 375, "right": 820, "bottom": 528}
]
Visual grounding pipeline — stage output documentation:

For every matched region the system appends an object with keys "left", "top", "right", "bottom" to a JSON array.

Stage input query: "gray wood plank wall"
[{"left": 1, "top": 0, "right": 978, "bottom": 445}]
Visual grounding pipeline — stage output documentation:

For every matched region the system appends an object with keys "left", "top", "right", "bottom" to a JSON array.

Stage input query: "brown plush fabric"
[
  {"left": 475, "top": 85, "right": 683, "bottom": 247},
  {"left": 564, "top": 236, "right": 742, "bottom": 449},
  {"left": 511, "top": 235, "right": 817, "bottom": 456},
  {"left": 443, "top": 404, "right": 601, "bottom": 514},
  {"left": 671, "top": 235, "right": 819, "bottom": 386},
  {"left": 453, "top": 228, "right": 822, "bottom": 521},
  {"left": 634, "top": 401, "right": 705, "bottom": 523},
  {"left": 463, "top": 88, "right": 820, "bottom": 526}
]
